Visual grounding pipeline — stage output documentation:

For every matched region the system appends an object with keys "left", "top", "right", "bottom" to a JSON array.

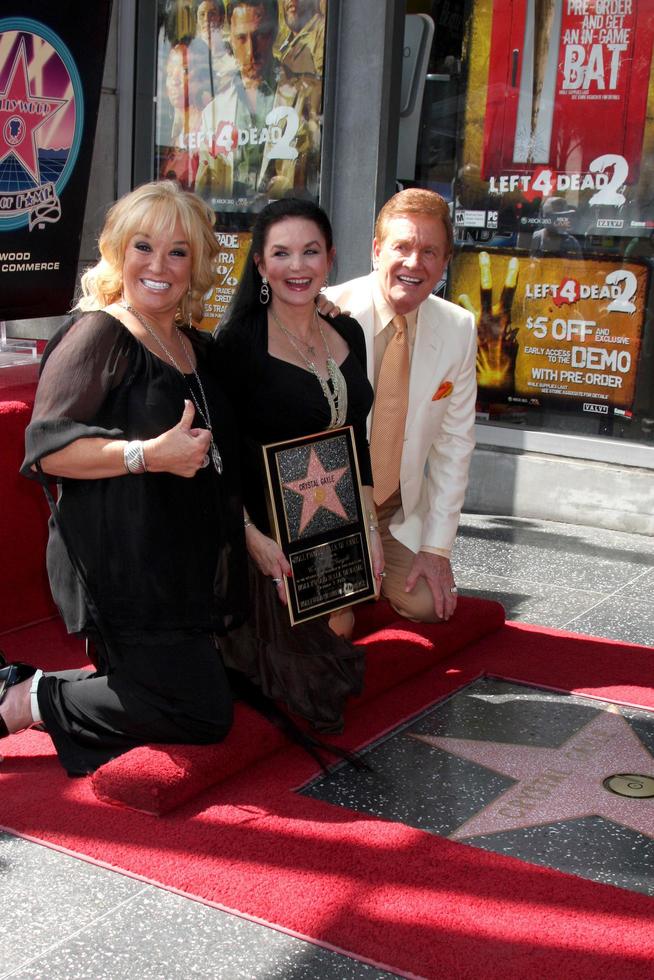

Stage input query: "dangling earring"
[
  {"left": 319, "top": 279, "right": 328, "bottom": 292},
  {"left": 259, "top": 276, "right": 270, "bottom": 305}
]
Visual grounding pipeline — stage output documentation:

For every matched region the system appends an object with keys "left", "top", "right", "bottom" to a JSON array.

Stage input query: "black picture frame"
[{"left": 262, "top": 425, "right": 375, "bottom": 625}]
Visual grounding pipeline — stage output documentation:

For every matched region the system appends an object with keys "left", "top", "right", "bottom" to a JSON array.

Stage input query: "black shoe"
[
  {"left": 0, "top": 663, "right": 38, "bottom": 705},
  {"left": 0, "top": 651, "right": 35, "bottom": 676},
  {"left": 0, "top": 652, "right": 6, "bottom": 736},
  {"left": 0, "top": 662, "right": 38, "bottom": 739},
  {"left": 0, "top": 650, "right": 38, "bottom": 738}
]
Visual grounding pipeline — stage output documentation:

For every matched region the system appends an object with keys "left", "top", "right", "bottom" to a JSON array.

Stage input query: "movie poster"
[
  {"left": 0, "top": 4, "right": 112, "bottom": 320},
  {"left": 200, "top": 228, "right": 251, "bottom": 330},
  {"left": 457, "top": 0, "right": 654, "bottom": 240},
  {"left": 155, "top": 0, "right": 326, "bottom": 216},
  {"left": 451, "top": 248, "right": 648, "bottom": 414}
]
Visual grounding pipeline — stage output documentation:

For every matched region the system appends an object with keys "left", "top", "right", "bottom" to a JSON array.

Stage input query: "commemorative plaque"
[{"left": 262, "top": 426, "right": 375, "bottom": 625}]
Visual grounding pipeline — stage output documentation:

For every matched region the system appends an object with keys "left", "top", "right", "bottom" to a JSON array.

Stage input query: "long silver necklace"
[
  {"left": 120, "top": 300, "right": 223, "bottom": 474},
  {"left": 270, "top": 306, "right": 317, "bottom": 355},
  {"left": 270, "top": 306, "right": 348, "bottom": 428}
]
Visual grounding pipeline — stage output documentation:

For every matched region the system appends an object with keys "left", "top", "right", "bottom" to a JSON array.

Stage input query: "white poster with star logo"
[{"left": 0, "top": 4, "right": 112, "bottom": 320}]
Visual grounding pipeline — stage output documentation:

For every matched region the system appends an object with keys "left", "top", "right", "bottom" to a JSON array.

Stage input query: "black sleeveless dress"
[{"left": 213, "top": 308, "right": 374, "bottom": 733}]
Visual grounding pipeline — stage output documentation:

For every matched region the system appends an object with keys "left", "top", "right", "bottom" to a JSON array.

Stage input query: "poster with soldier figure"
[{"left": 155, "top": 0, "right": 326, "bottom": 215}]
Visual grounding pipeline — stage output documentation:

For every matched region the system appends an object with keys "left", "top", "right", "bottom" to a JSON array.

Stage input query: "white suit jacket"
[{"left": 324, "top": 274, "right": 477, "bottom": 554}]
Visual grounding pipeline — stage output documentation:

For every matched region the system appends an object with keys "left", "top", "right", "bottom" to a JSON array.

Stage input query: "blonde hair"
[
  {"left": 77, "top": 180, "right": 219, "bottom": 323},
  {"left": 374, "top": 188, "right": 453, "bottom": 258}
]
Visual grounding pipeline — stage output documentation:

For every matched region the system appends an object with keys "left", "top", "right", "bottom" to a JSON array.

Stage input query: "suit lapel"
[
  {"left": 345, "top": 275, "right": 376, "bottom": 385},
  {"left": 406, "top": 303, "right": 441, "bottom": 427}
]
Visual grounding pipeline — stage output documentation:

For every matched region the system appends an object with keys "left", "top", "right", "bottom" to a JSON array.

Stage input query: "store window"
[
  {"left": 153, "top": 0, "right": 327, "bottom": 328},
  {"left": 405, "top": 0, "right": 654, "bottom": 448}
]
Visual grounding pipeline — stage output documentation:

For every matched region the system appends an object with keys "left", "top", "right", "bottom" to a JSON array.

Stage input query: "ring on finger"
[{"left": 272, "top": 577, "right": 283, "bottom": 586}]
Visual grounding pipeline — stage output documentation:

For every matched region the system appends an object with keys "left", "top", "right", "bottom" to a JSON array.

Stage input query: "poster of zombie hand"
[{"left": 450, "top": 247, "right": 648, "bottom": 416}]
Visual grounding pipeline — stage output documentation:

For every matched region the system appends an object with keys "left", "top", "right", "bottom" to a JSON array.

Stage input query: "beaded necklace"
[{"left": 270, "top": 307, "right": 348, "bottom": 428}]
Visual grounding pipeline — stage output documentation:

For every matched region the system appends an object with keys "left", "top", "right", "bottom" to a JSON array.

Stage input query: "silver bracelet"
[{"left": 124, "top": 440, "right": 147, "bottom": 474}]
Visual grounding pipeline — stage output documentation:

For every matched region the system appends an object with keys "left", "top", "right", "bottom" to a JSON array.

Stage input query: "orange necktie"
[{"left": 370, "top": 314, "right": 409, "bottom": 505}]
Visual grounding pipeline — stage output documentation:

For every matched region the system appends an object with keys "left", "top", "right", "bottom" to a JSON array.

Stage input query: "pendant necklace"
[
  {"left": 270, "top": 306, "right": 317, "bottom": 356},
  {"left": 270, "top": 306, "right": 348, "bottom": 428},
  {"left": 120, "top": 300, "right": 223, "bottom": 474}
]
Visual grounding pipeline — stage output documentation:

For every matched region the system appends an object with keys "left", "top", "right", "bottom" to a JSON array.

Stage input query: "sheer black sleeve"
[{"left": 21, "top": 311, "right": 133, "bottom": 478}]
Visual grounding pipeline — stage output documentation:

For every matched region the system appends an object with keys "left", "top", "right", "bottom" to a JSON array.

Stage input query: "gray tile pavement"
[
  {"left": 0, "top": 832, "right": 396, "bottom": 980},
  {"left": 453, "top": 515, "right": 654, "bottom": 647}
]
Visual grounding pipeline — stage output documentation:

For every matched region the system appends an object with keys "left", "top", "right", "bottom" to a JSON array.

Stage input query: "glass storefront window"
[
  {"left": 405, "top": 0, "right": 654, "bottom": 447},
  {"left": 153, "top": 0, "right": 327, "bottom": 327}
]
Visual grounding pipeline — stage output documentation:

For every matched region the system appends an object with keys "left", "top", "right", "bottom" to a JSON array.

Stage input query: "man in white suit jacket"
[{"left": 324, "top": 189, "right": 477, "bottom": 623}]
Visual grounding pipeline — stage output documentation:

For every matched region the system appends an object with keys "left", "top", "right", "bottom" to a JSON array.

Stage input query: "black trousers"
[{"left": 37, "top": 631, "right": 233, "bottom": 776}]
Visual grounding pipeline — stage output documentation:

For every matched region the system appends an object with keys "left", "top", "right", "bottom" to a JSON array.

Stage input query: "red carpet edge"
[
  {"left": 1, "top": 617, "right": 654, "bottom": 978},
  {"left": 91, "top": 597, "right": 505, "bottom": 814}
]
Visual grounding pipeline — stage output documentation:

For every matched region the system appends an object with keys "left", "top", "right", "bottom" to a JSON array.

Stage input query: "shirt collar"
[{"left": 371, "top": 277, "right": 418, "bottom": 335}]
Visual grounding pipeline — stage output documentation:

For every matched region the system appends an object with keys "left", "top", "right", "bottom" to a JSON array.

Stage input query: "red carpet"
[
  {"left": 3, "top": 381, "right": 654, "bottom": 976},
  {"left": 0, "top": 380, "right": 57, "bottom": 632},
  {"left": 1, "top": 609, "right": 654, "bottom": 979}
]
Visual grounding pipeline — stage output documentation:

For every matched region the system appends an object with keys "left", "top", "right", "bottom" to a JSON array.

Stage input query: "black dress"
[
  {"left": 213, "top": 307, "right": 374, "bottom": 733},
  {"left": 21, "top": 311, "right": 247, "bottom": 775}
]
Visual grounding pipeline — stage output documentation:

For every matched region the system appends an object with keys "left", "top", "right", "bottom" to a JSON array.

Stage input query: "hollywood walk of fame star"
[
  {"left": 411, "top": 707, "right": 654, "bottom": 841},
  {"left": 283, "top": 447, "right": 348, "bottom": 535},
  {"left": 0, "top": 39, "right": 67, "bottom": 185}
]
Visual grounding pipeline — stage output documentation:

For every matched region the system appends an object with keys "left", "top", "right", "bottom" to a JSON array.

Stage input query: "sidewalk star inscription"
[
  {"left": 282, "top": 447, "right": 348, "bottom": 535},
  {"left": 412, "top": 708, "right": 654, "bottom": 840}
]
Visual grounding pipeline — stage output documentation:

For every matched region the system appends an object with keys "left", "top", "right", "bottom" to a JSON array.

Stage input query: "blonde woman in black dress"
[{"left": 0, "top": 181, "right": 246, "bottom": 775}]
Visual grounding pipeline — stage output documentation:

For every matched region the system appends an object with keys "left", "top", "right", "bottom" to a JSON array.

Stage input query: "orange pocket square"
[{"left": 432, "top": 381, "right": 453, "bottom": 401}]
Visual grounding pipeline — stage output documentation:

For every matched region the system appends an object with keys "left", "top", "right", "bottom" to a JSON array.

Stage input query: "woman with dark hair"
[{"left": 214, "top": 197, "right": 384, "bottom": 733}]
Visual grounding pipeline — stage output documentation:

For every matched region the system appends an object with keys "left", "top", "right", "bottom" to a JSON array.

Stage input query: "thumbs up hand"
[
  {"left": 144, "top": 400, "right": 213, "bottom": 477},
  {"left": 178, "top": 398, "right": 199, "bottom": 433}
]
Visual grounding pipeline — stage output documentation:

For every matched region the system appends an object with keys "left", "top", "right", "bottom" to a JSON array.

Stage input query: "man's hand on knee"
[{"left": 405, "top": 552, "right": 457, "bottom": 621}]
